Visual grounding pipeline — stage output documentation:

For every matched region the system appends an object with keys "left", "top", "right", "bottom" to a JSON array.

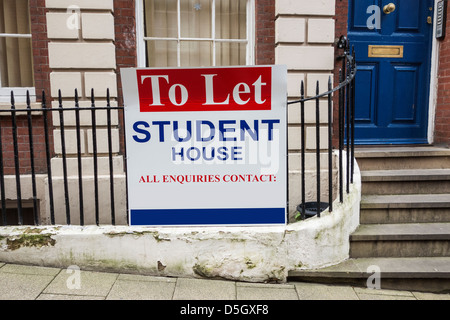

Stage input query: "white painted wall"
[{"left": 0, "top": 159, "right": 360, "bottom": 282}]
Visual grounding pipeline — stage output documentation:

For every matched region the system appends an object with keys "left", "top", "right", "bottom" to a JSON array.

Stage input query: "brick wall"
[
  {"left": 114, "top": 0, "right": 137, "bottom": 107},
  {"left": 30, "top": 0, "right": 51, "bottom": 100},
  {"left": 435, "top": 2, "right": 450, "bottom": 146},
  {"left": 275, "top": 0, "right": 337, "bottom": 214},
  {"left": 333, "top": 0, "right": 348, "bottom": 147},
  {"left": 0, "top": 0, "right": 52, "bottom": 175},
  {"left": 0, "top": 116, "right": 48, "bottom": 175},
  {"left": 255, "top": 0, "right": 275, "bottom": 65}
]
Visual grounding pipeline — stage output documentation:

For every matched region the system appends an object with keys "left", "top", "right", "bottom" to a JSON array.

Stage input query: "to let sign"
[{"left": 121, "top": 65, "right": 287, "bottom": 226}]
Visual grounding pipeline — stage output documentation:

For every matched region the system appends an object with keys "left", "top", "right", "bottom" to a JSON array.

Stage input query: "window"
[
  {"left": 0, "top": 0, "right": 35, "bottom": 102},
  {"left": 137, "top": 0, "right": 254, "bottom": 68}
]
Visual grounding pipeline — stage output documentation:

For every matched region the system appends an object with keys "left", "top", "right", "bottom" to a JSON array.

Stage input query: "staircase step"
[
  {"left": 361, "top": 169, "right": 450, "bottom": 195},
  {"left": 350, "top": 223, "right": 450, "bottom": 258},
  {"left": 288, "top": 257, "right": 450, "bottom": 293},
  {"left": 361, "top": 194, "right": 450, "bottom": 224},
  {"left": 355, "top": 146, "right": 450, "bottom": 171}
]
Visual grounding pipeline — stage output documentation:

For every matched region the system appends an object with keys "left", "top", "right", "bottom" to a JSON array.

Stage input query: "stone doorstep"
[
  {"left": 288, "top": 257, "right": 450, "bottom": 279},
  {"left": 350, "top": 222, "right": 450, "bottom": 241},
  {"left": 361, "top": 194, "right": 450, "bottom": 209},
  {"left": 355, "top": 146, "right": 450, "bottom": 158},
  {"left": 360, "top": 169, "right": 450, "bottom": 182}
]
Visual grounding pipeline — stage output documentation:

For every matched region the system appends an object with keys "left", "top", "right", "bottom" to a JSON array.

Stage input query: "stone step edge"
[
  {"left": 350, "top": 223, "right": 450, "bottom": 241},
  {"left": 361, "top": 194, "right": 450, "bottom": 209},
  {"left": 355, "top": 147, "right": 450, "bottom": 159},
  {"left": 288, "top": 257, "right": 450, "bottom": 279},
  {"left": 360, "top": 169, "right": 450, "bottom": 182}
]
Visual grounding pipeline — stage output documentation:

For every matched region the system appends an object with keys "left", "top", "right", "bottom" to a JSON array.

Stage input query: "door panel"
[
  {"left": 392, "top": 65, "right": 419, "bottom": 122},
  {"left": 397, "top": 0, "right": 421, "bottom": 32},
  {"left": 354, "top": 64, "right": 378, "bottom": 123},
  {"left": 348, "top": 0, "right": 434, "bottom": 144}
]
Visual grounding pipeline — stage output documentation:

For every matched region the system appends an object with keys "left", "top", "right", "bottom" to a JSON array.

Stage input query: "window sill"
[
  {"left": 0, "top": 87, "right": 37, "bottom": 104},
  {"left": 0, "top": 102, "right": 42, "bottom": 116}
]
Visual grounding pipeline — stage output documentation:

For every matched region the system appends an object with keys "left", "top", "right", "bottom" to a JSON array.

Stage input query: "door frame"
[
  {"left": 428, "top": 0, "right": 440, "bottom": 144},
  {"left": 343, "top": 0, "right": 438, "bottom": 145}
]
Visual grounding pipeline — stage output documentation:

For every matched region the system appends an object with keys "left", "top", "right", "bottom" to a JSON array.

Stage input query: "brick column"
[
  {"left": 435, "top": 2, "right": 450, "bottom": 147},
  {"left": 44, "top": 0, "right": 126, "bottom": 225},
  {"left": 275, "top": 0, "right": 337, "bottom": 217}
]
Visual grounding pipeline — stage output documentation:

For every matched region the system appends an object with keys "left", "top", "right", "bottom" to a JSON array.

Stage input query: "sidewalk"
[{"left": 1, "top": 262, "right": 449, "bottom": 301}]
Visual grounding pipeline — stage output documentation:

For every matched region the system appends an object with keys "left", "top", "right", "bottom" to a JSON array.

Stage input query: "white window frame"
[
  {"left": 136, "top": 0, "right": 255, "bottom": 68},
  {"left": 0, "top": 33, "right": 36, "bottom": 104}
]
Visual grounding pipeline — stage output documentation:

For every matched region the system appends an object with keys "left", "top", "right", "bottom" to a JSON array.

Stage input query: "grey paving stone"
[
  {"left": 294, "top": 282, "right": 359, "bottom": 300},
  {"left": 354, "top": 286, "right": 416, "bottom": 297},
  {"left": 43, "top": 270, "right": 118, "bottom": 297},
  {"left": 117, "top": 273, "right": 177, "bottom": 283},
  {"left": 173, "top": 278, "right": 236, "bottom": 300},
  {"left": 357, "top": 293, "right": 416, "bottom": 300},
  {"left": 0, "top": 263, "right": 61, "bottom": 276},
  {"left": 236, "top": 282, "right": 298, "bottom": 300},
  {"left": 0, "top": 273, "right": 55, "bottom": 300},
  {"left": 37, "top": 293, "right": 105, "bottom": 300},
  {"left": 107, "top": 278, "right": 176, "bottom": 300},
  {"left": 412, "top": 291, "right": 450, "bottom": 300}
]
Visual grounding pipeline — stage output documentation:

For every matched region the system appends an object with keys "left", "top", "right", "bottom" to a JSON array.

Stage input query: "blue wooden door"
[{"left": 348, "top": 0, "right": 434, "bottom": 144}]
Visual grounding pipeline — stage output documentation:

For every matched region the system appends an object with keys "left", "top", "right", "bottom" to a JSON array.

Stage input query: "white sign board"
[{"left": 121, "top": 65, "right": 287, "bottom": 226}]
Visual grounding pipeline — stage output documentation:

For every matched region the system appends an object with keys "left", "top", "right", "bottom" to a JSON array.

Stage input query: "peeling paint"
[
  {"left": 0, "top": 160, "right": 361, "bottom": 283},
  {"left": 5, "top": 233, "right": 56, "bottom": 251},
  {"left": 193, "top": 263, "right": 214, "bottom": 278}
]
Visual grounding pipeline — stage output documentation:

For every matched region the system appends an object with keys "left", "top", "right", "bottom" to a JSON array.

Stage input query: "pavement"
[{"left": 1, "top": 262, "right": 450, "bottom": 302}]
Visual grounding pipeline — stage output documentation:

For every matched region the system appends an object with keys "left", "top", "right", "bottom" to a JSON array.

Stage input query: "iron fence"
[
  {"left": 0, "top": 50, "right": 356, "bottom": 226},
  {"left": 0, "top": 89, "right": 124, "bottom": 226},
  {"left": 288, "top": 44, "right": 356, "bottom": 220}
]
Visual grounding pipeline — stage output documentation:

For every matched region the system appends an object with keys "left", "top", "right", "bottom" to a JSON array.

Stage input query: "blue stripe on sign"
[{"left": 130, "top": 208, "right": 286, "bottom": 226}]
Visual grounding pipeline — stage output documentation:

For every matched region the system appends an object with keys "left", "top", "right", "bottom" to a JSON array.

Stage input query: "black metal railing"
[
  {"left": 288, "top": 46, "right": 356, "bottom": 221},
  {"left": 0, "top": 89, "right": 124, "bottom": 226},
  {"left": 0, "top": 52, "right": 356, "bottom": 227}
]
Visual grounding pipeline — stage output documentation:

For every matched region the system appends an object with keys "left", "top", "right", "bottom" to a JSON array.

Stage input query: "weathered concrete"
[
  {"left": 3, "top": 262, "right": 449, "bottom": 300},
  {"left": 0, "top": 161, "right": 361, "bottom": 283}
]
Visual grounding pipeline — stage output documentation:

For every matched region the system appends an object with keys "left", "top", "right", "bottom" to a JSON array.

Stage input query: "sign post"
[{"left": 121, "top": 65, "right": 287, "bottom": 226}]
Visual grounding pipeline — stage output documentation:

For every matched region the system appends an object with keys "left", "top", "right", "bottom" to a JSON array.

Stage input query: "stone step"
[
  {"left": 360, "top": 169, "right": 450, "bottom": 195},
  {"left": 355, "top": 146, "right": 450, "bottom": 171},
  {"left": 349, "top": 223, "right": 450, "bottom": 258},
  {"left": 360, "top": 194, "right": 450, "bottom": 224},
  {"left": 287, "top": 257, "right": 450, "bottom": 293}
]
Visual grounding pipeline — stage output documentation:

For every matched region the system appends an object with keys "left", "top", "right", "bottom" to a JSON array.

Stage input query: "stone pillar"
[
  {"left": 275, "top": 0, "right": 338, "bottom": 217},
  {"left": 44, "top": 0, "right": 127, "bottom": 225}
]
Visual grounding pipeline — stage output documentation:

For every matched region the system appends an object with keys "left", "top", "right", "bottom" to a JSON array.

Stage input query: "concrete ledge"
[{"left": 0, "top": 160, "right": 361, "bottom": 283}]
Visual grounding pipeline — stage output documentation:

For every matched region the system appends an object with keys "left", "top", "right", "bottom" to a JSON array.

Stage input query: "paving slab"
[
  {"left": 354, "top": 286, "right": 415, "bottom": 298},
  {"left": 0, "top": 263, "right": 61, "bottom": 276},
  {"left": 236, "top": 282, "right": 298, "bottom": 300},
  {"left": 412, "top": 291, "right": 450, "bottom": 300},
  {"left": 0, "top": 273, "right": 55, "bottom": 300},
  {"left": 294, "top": 282, "right": 359, "bottom": 300},
  {"left": 172, "top": 278, "right": 236, "bottom": 300},
  {"left": 37, "top": 293, "right": 105, "bottom": 300},
  {"left": 357, "top": 293, "right": 416, "bottom": 300},
  {"left": 43, "top": 269, "right": 118, "bottom": 298},
  {"left": 107, "top": 275, "right": 176, "bottom": 300}
]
